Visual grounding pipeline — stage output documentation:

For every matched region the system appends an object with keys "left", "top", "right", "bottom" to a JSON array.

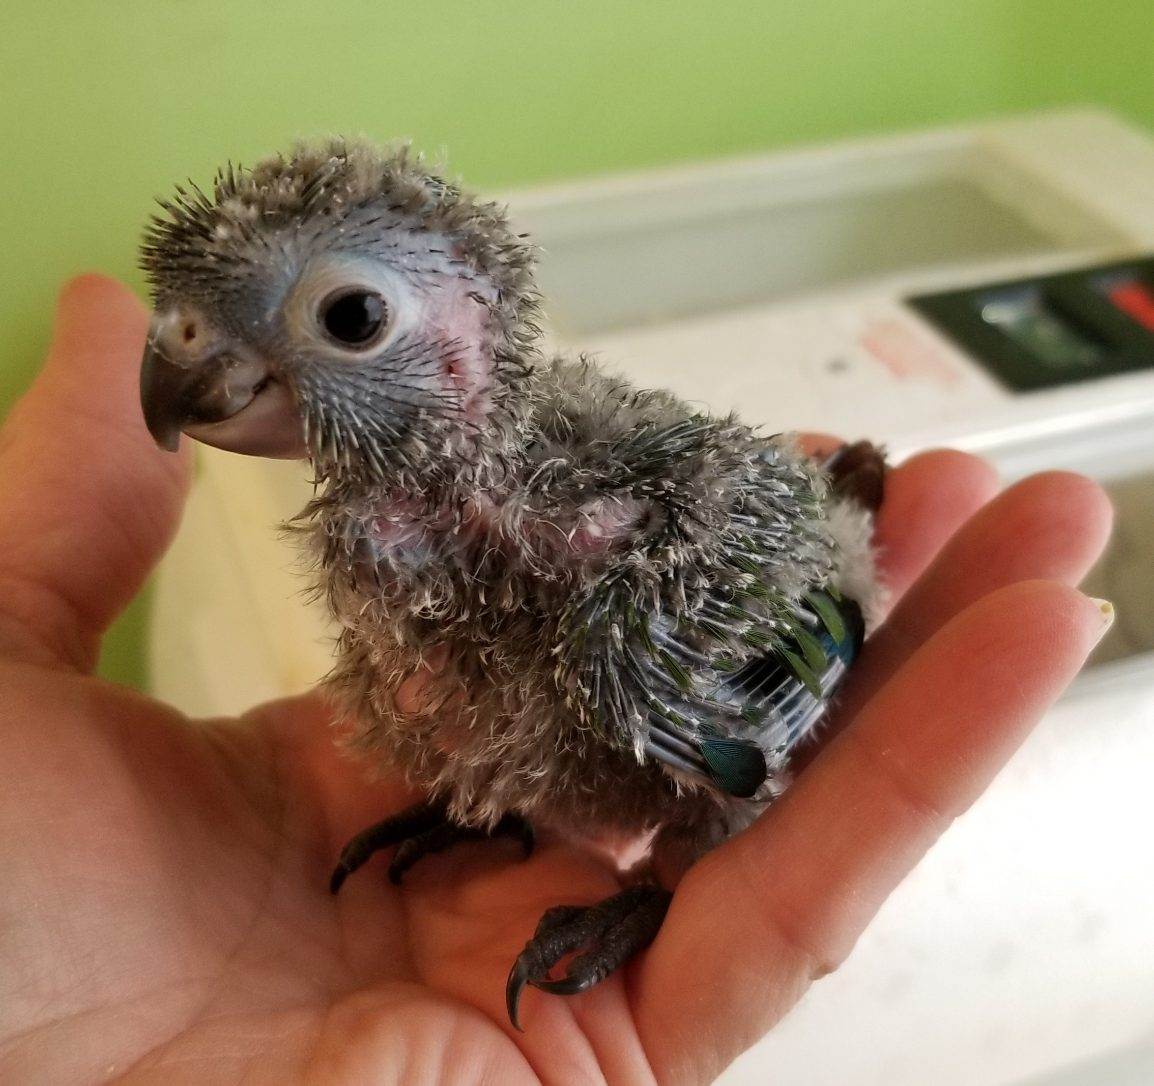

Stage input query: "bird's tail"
[{"left": 823, "top": 440, "right": 887, "bottom": 513}]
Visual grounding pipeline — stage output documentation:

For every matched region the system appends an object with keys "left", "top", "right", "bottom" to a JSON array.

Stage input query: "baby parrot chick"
[{"left": 138, "top": 140, "right": 885, "bottom": 1028}]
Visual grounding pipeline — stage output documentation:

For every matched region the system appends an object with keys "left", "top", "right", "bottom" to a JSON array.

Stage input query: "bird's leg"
[
  {"left": 329, "top": 800, "right": 534, "bottom": 893},
  {"left": 505, "top": 884, "right": 673, "bottom": 1029}
]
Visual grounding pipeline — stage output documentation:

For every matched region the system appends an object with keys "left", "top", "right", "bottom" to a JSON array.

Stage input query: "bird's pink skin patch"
[
  {"left": 369, "top": 498, "right": 437, "bottom": 551},
  {"left": 369, "top": 492, "right": 647, "bottom": 563},
  {"left": 542, "top": 495, "right": 649, "bottom": 558},
  {"left": 422, "top": 275, "right": 498, "bottom": 424},
  {"left": 369, "top": 256, "right": 648, "bottom": 563}
]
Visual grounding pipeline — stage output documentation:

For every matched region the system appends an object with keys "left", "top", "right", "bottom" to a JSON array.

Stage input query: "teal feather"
[{"left": 697, "top": 736, "right": 767, "bottom": 798}]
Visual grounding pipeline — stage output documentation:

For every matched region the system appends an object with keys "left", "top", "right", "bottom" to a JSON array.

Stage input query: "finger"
[
  {"left": 635, "top": 581, "right": 1111, "bottom": 1082},
  {"left": 0, "top": 275, "right": 190, "bottom": 670},
  {"left": 869, "top": 449, "right": 999, "bottom": 607},
  {"left": 838, "top": 471, "right": 1113, "bottom": 722},
  {"left": 795, "top": 432, "right": 842, "bottom": 459}
]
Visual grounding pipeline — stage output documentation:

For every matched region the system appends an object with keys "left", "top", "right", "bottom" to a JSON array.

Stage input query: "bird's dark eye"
[{"left": 319, "top": 289, "right": 388, "bottom": 348}]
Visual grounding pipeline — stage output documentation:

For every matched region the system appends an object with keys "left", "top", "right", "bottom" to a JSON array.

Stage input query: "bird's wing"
[
  {"left": 639, "top": 589, "right": 864, "bottom": 798},
  {"left": 544, "top": 399, "right": 863, "bottom": 800}
]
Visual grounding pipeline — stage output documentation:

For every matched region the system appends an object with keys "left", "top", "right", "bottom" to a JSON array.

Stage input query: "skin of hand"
[{"left": 0, "top": 275, "right": 1114, "bottom": 1086}]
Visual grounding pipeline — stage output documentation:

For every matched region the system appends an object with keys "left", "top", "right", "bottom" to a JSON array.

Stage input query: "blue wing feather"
[{"left": 642, "top": 590, "right": 864, "bottom": 797}]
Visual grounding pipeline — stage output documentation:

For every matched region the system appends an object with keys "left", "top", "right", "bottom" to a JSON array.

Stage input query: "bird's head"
[{"left": 139, "top": 140, "right": 540, "bottom": 489}]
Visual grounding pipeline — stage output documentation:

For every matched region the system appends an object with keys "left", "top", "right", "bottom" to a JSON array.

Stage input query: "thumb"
[{"left": 0, "top": 275, "right": 190, "bottom": 670}]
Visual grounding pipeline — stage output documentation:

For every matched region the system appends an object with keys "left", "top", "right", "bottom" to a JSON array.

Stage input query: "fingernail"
[{"left": 1088, "top": 597, "right": 1115, "bottom": 643}]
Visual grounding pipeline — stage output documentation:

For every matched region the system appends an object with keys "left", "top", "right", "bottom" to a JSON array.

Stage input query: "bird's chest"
[
  {"left": 315, "top": 497, "right": 703, "bottom": 830},
  {"left": 334, "top": 482, "right": 642, "bottom": 624},
  {"left": 319, "top": 496, "right": 542, "bottom": 656}
]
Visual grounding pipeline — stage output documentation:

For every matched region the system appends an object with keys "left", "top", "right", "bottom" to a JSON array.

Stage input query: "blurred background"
[{"left": 2, "top": 1, "right": 1153, "bottom": 687}]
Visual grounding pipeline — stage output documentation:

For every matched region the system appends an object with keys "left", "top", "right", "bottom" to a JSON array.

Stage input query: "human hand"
[{"left": 0, "top": 276, "right": 1113, "bottom": 1084}]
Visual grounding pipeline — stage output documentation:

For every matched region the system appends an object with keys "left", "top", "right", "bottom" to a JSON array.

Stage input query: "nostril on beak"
[{"left": 155, "top": 309, "right": 216, "bottom": 363}]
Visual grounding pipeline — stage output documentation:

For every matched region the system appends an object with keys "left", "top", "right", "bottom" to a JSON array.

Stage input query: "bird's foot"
[
  {"left": 329, "top": 800, "right": 534, "bottom": 893},
  {"left": 505, "top": 884, "right": 672, "bottom": 1029}
]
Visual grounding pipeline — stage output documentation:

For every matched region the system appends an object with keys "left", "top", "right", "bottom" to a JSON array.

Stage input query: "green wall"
[{"left": 2, "top": 1, "right": 1152, "bottom": 690}]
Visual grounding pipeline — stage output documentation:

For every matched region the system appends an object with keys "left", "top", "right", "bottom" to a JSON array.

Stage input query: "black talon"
[
  {"left": 329, "top": 862, "right": 352, "bottom": 896},
  {"left": 330, "top": 800, "right": 446, "bottom": 894},
  {"left": 330, "top": 801, "right": 535, "bottom": 893},
  {"left": 505, "top": 886, "right": 673, "bottom": 1028},
  {"left": 506, "top": 958, "right": 533, "bottom": 1031},
  {"left": 388, "top": 821, "right": 486, "bottom": 884},
  {"left": 506, "top": 903, "right": 596, "bottom": 1029},
  {"left": 533, "top": 971, "right": 600, "bottom": 996}
]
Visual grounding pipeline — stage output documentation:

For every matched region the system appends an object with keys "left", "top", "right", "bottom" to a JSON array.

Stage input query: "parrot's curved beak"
[{"left": 139, "top": 311, "right": 308, "bottom": 459}]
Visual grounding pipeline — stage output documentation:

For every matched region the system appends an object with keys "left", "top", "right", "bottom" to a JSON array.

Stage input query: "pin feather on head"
[
  {"left": 141, "top": 139, "right": 542, "bottom": 489},
  {"left": 138, "top": 138, "right": 885, "bottom": 1024}
]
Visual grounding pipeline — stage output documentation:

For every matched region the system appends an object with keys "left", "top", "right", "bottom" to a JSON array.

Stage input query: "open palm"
[{"left": 0, "top": 277, "right": 1113, "bottom": 1085}]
